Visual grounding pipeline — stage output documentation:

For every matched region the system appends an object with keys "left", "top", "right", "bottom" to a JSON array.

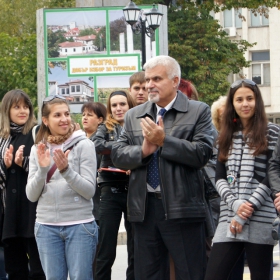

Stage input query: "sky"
[
  {"left": 49, "top": 64, "right": 91, "bottom": 86},
  {"left": 46, "top": 9, "right": 124, "bottom": 26}
]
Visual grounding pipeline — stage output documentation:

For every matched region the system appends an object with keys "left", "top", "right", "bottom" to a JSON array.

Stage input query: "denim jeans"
[{"left": 35, "top": 221, "right": 98, "bottom": 280}]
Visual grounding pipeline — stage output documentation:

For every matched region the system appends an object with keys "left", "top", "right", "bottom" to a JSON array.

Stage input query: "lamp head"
[
  {"left": 144, "top": 4, "right": 163, "bottom": 31},
  {"left": 123, "top": 1, "right": 141, "bottom": 26}
]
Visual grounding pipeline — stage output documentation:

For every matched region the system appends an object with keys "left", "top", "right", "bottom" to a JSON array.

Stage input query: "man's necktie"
[{"left": 147, "top": 108, "right": 167, "bottom": 189}]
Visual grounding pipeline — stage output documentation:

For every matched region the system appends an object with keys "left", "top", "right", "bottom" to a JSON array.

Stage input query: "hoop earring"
[{"left": 233, "top": 111, "right": 237, "bottom": 123}]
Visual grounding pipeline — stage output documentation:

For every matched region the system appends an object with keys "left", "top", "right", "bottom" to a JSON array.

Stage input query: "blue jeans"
[{"left": 35, "top": 221, "right": 98, "bottom": 280}]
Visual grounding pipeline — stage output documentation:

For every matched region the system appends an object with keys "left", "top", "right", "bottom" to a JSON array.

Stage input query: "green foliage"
[
  {"left": 71, "top": 113, "right": 83, "bottom": 127},
  {"left": 0, "top": 0, "right": 75, "bottom": 115},
  {"left": 0, "top": 33, "right": 37, "bottom": 107},
  {"left": 110, "top": 18, "right": 127, "bottom": 51},
  {"left": 140, "top": 0, "right": 280, "bottom": 11},
  {"left": 0, "top": 0, "right": 278, "bottom": 111},
  {"left": 95, "top": 27, "right": 106, "bottom": 51},
  {"left": 168, "top": 4, "right": 254, "bottom": 104},
  {"left": 135, "top": 0, "right": 258, "bottom": 105},
  {"left": 47, "top": 29, "right": 67, "bottom": 57},
  {"left": 0, "top": 0, "right": 75, "bottom": 36},
  {"left": 46, "top": 0, "right": 76, "bottom": 8},
  {"left": 79, "top": 28, "right": 97, "bottom": 36}
]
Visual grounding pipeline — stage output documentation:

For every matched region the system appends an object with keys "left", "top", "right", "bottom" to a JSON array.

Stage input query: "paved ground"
[
  {"left": 112, "top": 217, "right": 280, "bottom": 279},
  {"left": 112, "top": 245, "right": 280, "bottom": 279}
]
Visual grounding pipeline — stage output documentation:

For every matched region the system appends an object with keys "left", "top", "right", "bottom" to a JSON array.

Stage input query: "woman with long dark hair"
[
  {"left": 205, "top": 80, "right": 279, "bottom": 280},
  {"left": 0, "top": 89, "right": 45, "bottom": 279},
  {"left": 94, "top": 91, "right": 135, "bottom": 280}
]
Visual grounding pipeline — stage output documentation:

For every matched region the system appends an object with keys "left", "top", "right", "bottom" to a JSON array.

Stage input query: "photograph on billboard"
[{"left": 43, "top": 6, "right": 159, "bottom": 107}]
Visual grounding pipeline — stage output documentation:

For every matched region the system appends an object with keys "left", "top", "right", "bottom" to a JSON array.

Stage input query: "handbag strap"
[
  {"left": 45, "top": 145, "right": 74, "bottom": 184},
  {"left": 46, "top": 163, "right": 57, "bottom": 184}
]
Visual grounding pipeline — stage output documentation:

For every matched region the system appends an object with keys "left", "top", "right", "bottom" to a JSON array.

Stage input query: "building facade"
[
  {"left": 215, "top": 7, "right": 280, "bottom": 122},
  {"left": 56, "top": 79, "right": 94, "bottom": 102}
]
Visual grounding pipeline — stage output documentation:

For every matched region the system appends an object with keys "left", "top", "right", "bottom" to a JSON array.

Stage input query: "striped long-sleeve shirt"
[{"left": 213, "top": 123, "right": 279, "bottom": 245}]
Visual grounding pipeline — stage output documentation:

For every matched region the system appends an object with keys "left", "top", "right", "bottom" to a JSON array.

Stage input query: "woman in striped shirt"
[{"left": 205, "top": 79, "right": 279, "bottom": 280}]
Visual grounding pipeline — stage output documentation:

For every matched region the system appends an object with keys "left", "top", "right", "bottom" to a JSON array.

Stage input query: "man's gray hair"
[{"left": 143, "top": 55, "right": 181, "bottom": 80}]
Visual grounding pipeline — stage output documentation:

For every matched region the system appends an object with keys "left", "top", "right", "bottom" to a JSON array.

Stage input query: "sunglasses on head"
[
  {"left": 43, "top": 95, "right": 66, "bottom": 104},
  {"left": 230, "top": 79, "right": 256, "bottom": 89},
  {"left": 271, "top": 216, "right": 280, "bottom": 241}
]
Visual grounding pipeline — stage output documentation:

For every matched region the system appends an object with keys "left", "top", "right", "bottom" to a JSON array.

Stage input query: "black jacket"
[
  {"left": 0, "top": 129, "right": 37, "bottom": 242},
  {"left": 93, "top": 123, "right": 129, "bottom": 187},
  {"left": 112, "top": 91, "right": 214, "bottom": 222}
]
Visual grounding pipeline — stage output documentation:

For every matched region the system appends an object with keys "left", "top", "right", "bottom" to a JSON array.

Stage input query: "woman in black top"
[
  {"left": 82, "top": 101, "right": 107, "bottom": 222},
  {"left": 0, "top": 89, "right": 45, "bottom": 279},
  {"left": 81, "top": 101, "right": 107, "bottom": 276},
  {"left": 94, "top": 91, "right": 135, "bottom": 280}
]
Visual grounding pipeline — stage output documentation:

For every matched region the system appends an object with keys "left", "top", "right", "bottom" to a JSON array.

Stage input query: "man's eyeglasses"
[
  {"left": 43, "top": 95, "right": 66, "bottom": 104},
  {"left": 271, "top": 216, "right": 280, "bottom": 241},
  {"left": 230, "top": 79, "right": 256, "bottom": 89}
]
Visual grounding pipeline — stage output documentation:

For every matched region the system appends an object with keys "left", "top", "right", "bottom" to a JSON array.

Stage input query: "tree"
[
  {"left": 109, "top": 17, "right": 142, "bottom": 52},
  {"left": 0, "top": 0, "right": 75, "bottom": 36},
  {"left": 95, "top": 26, "right": 106, "bottom": 51},
  {"left": 0, "top": 0, "right": 278, "bottom": 108},
  {"left": 136, "top": 0, "right": 280, "bottom": 11},
  {"left": 79, "top": 28, "right": 97, "bottom": 36},
  {"left": 110, "top": 18, "right": 127, "bottom": 51},
  {"left": 135, "top": 0, "right": 258, "bottom": 104},
  {"left": 0, "top": 33, "right": 37, "bottom": 104},
  {"left": 168, "top": 4, "right": 254, "bottom": 104},
  {"left": 47, "top": 29, "right": 67, "bottom": 57},
  {"left": 0, "top": 0, "right": 75, "bottom": 114}
]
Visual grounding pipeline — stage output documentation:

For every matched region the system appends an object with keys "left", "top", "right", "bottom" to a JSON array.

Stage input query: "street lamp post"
[{"left": 123, "top": 1, "right": 163, "bottom": 67}]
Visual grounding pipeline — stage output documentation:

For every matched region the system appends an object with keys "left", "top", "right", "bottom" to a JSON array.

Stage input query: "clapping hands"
[
  {"left": 4, "top": 144, "right": 26, "bottom": 168},
  {"left": 36, "top": 141, "right": 70, "bottom": 172},
  {"left": 4, "top": 145, "right": 14, "bottom": 168},
  {"left": 37, "top": 142, "right": 51, "bottom": 167}
]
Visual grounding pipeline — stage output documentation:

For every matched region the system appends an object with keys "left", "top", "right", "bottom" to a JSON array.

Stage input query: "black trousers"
[
  {"left": 205, "top": 242, "right": 273, "bottom": 280},
  {"left": 95, "top": 189, "right": 134, "bottom": 280},
  {"left": 134, "top": 194, "right": 206, "bottom": 280},
  {"left": 4, "top": 237, "right": 45, "bottom": 280},
  {"left": 0, "top": 247, "right": 6, "bottom": 280}
]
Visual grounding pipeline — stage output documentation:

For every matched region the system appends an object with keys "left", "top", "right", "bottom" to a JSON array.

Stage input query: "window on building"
[
  {"left": 227, "top": 73, "right": 242, "bottom": 85},
  {"left": 73, "top": 48, "right": 76, "bottom": 52},
  {"left": 66, "top": 88, "right": 69, "bottom": 95},
  {"left": 71, "top": 86, "right": 75, "bottom": 92},
  {"left": 76, "top": 85, "right": 80, "bottom": 92},
  {"left": 224, "top": 8, "right": 242, "bottom": 28},
  {"left": 250, "top": 11, "right": 269, "bottom": 27},
  {"left": 65, "top": 49, "right": 67, "bottom": 53},
  {"left": 251, "top": 51, "right": 270, "bottom": 86},
  {"left": 61, "top": 88, "right": 65, "bottom": 94}
]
